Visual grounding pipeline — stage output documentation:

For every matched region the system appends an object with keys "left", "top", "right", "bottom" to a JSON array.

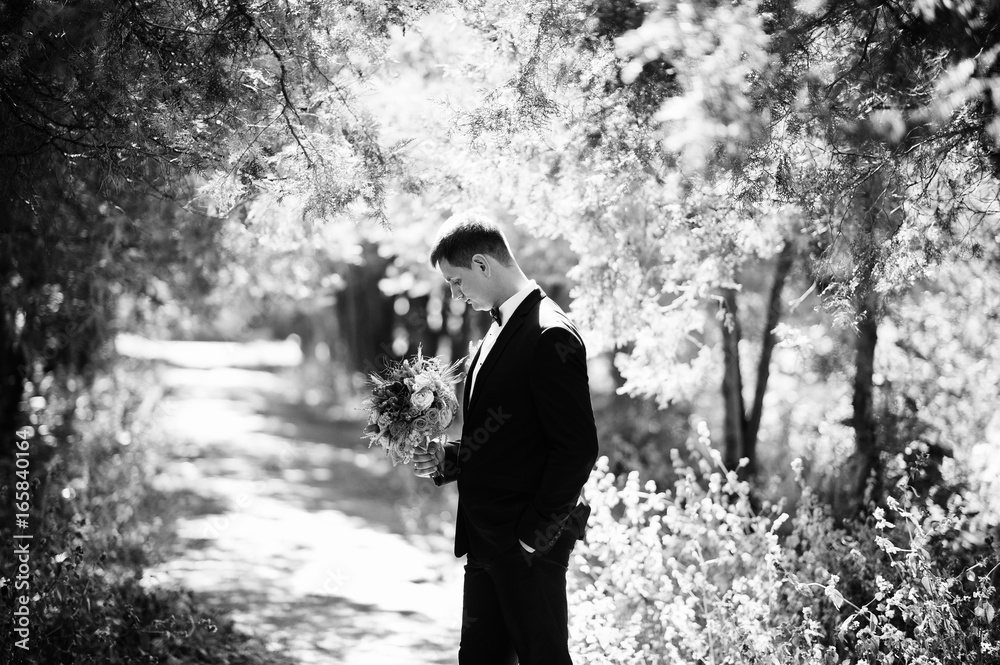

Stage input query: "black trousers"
[{"left": 458, "top": 531, "right": 577, "bottom": 665}]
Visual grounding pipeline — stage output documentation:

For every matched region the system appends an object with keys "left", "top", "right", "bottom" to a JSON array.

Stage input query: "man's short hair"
[{"left": 429, "top": 213, "right": 515, "bottom": 268}]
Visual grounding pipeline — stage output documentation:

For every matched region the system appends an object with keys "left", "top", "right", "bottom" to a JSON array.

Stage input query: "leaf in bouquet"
[
  {"left": 443, "top": 355, "right": 469, "bottom": 383},
  {"left": 391, "top": 433, "right": 414, "bottom": 466},
  {"left": 369, "top": 372, "right": 391, "bottom": 388}
]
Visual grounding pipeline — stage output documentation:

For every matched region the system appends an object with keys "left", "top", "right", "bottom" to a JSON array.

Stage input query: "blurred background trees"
[
  {"left": 440, "top": 0, "right": 1000, "bottom": 516},
  {"left": 3, "top": 0, "right": 999, "bottom": 662},
  {"left": 1, "top": 0, "right": 425, "bottom": 445}
]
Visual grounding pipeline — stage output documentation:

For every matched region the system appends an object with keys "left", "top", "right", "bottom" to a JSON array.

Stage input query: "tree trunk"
[
  {"left": 0, "top": 308, "right": 26, "bottom": 463},
  {"left": 335, "top": 242, "right": 395, "bottom": 374},
  {"left": 743, "top": 242, "right": 795, "bottom": 474},
  {"left": 839, "top": 177, "right": 886, "bottom": 518},
  {"left": 847, "top": 287, "right": 881, "bottom": 511},
  {"left": 719, "top": 287, "right": 747, "bottom": 471},
  {"left": 405, "top": 293, "right": 439, "bottom": 358}
]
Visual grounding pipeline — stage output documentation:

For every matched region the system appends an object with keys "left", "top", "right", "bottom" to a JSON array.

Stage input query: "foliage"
[
  {"left": 452, "top": 0, "right": 999, "bottom": 393},
  {"left": 872, "top": 257, "right": 1000, "bottom": 513},
  {"left": 569, "top": 425, "right": 1000, "bottom": 664},
  {"left": 2, "top": 2, "right": 999, "bottom": 658},
  {"left": 1, "top": 0, "right": 424, "bottom": 212},
  {"left": 0, "top": 0, "right": 437, "bottom": 448},
  {"left": 0, "top": 361, "right": 291, "bottom": 664},
  {"left": 766, "top": 247, "right": 1000, "bottom": 519},
  {"left": 422, "top": 0, "right": 1000, "bottom": 503},
  {"left": 827, "top": 499, "right": 1000, "bottom": 664}
]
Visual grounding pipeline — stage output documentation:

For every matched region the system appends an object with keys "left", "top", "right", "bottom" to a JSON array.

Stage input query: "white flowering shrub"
[
  {"left": 569, "top": 423, "right": 999, "bottom": 664},
  {"left": 821, "top": 495, "right": 1000, "bottom": 665}
]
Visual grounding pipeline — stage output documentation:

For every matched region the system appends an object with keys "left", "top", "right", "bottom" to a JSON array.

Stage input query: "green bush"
[{"left": 568, "top": 422, "right": 1000, "bottom": 664}]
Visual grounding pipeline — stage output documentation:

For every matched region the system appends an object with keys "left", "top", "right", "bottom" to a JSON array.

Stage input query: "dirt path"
[{"left": 141, "top": 359, "right": 463, "bottom": 665}]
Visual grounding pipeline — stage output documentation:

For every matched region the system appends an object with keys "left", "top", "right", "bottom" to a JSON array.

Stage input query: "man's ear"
[{"left": 471, "top": 254, "right": 490, "bottom": 275}]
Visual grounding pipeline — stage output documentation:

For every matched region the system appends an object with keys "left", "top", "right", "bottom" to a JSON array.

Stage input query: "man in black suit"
[{"left": 413, "top": 213, "right": 599, "bottom": 665}]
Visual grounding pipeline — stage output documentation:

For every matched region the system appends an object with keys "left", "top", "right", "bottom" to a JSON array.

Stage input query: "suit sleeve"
[
  {"left": 516, "top": 326, "right": 599, "bottom": 552},
  {"left": 433, "top": 441, "right": 461, "bottom": 486}
]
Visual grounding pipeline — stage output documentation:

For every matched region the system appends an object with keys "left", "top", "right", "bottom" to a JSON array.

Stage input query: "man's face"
[{"left": 439, "top": 256, "right": 492, "bottom": 311}]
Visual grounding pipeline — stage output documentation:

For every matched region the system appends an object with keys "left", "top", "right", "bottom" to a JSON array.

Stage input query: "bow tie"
[{"left": 489, "top": 307, "right": 503, "bottom": 326}]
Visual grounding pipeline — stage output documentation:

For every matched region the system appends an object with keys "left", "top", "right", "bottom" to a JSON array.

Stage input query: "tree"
[
  {"left": 447, "top": 0, "right": 803, "bottom": 477},
  {"left": 447, "top": 0, "right": 1000, "bottom": 499},
  {"left": 0, "top": 0, "right": 431, "bottom": 470}
]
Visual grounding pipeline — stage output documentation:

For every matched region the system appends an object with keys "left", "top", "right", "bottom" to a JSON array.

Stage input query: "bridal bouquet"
[{"left": 362, "top": 349, "right": 464, "bottom": 466}]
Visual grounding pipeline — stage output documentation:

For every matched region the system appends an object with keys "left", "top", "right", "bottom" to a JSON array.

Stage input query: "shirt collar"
[{"left": 497, "top": 280, "right": 537, "bottom": 327}]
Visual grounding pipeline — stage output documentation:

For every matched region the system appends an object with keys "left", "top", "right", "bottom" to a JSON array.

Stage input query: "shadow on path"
[{"left": 142, "top": 363, "right": 462, "bottom": 665}]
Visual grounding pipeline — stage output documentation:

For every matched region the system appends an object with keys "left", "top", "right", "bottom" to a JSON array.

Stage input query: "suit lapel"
[{"left": 466, "top": 288, "right": 545, "bottom": 416}]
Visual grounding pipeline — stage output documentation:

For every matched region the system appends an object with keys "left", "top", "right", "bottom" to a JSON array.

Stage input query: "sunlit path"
[{"left": 139, "top": 347, "right": 463, "bottom": 664}]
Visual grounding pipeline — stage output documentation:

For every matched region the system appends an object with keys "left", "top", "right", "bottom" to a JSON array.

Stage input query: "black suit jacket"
[{"left": 435, "top": 287, "right": 599, "bottom": 560}]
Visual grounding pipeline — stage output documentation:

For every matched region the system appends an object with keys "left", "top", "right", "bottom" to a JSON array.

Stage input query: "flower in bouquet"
[
  {"left": 361, "top": 348, "right": 465, "bottom": 466},
  {"left": 412, "top": 388, "right": 434, "bottom": 411},
  {"left": 412, "top": 415, "right": 430, "bottom": 433}
]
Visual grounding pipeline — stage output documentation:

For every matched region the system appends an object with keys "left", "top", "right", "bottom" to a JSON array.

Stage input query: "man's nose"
[{"left": 449, "top": 283, "right": 462, "bottom": 300}]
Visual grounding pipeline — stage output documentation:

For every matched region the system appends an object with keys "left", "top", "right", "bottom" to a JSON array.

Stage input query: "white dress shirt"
[{"left": 467, "top": 280, "right": 536, "bottom": 398}]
